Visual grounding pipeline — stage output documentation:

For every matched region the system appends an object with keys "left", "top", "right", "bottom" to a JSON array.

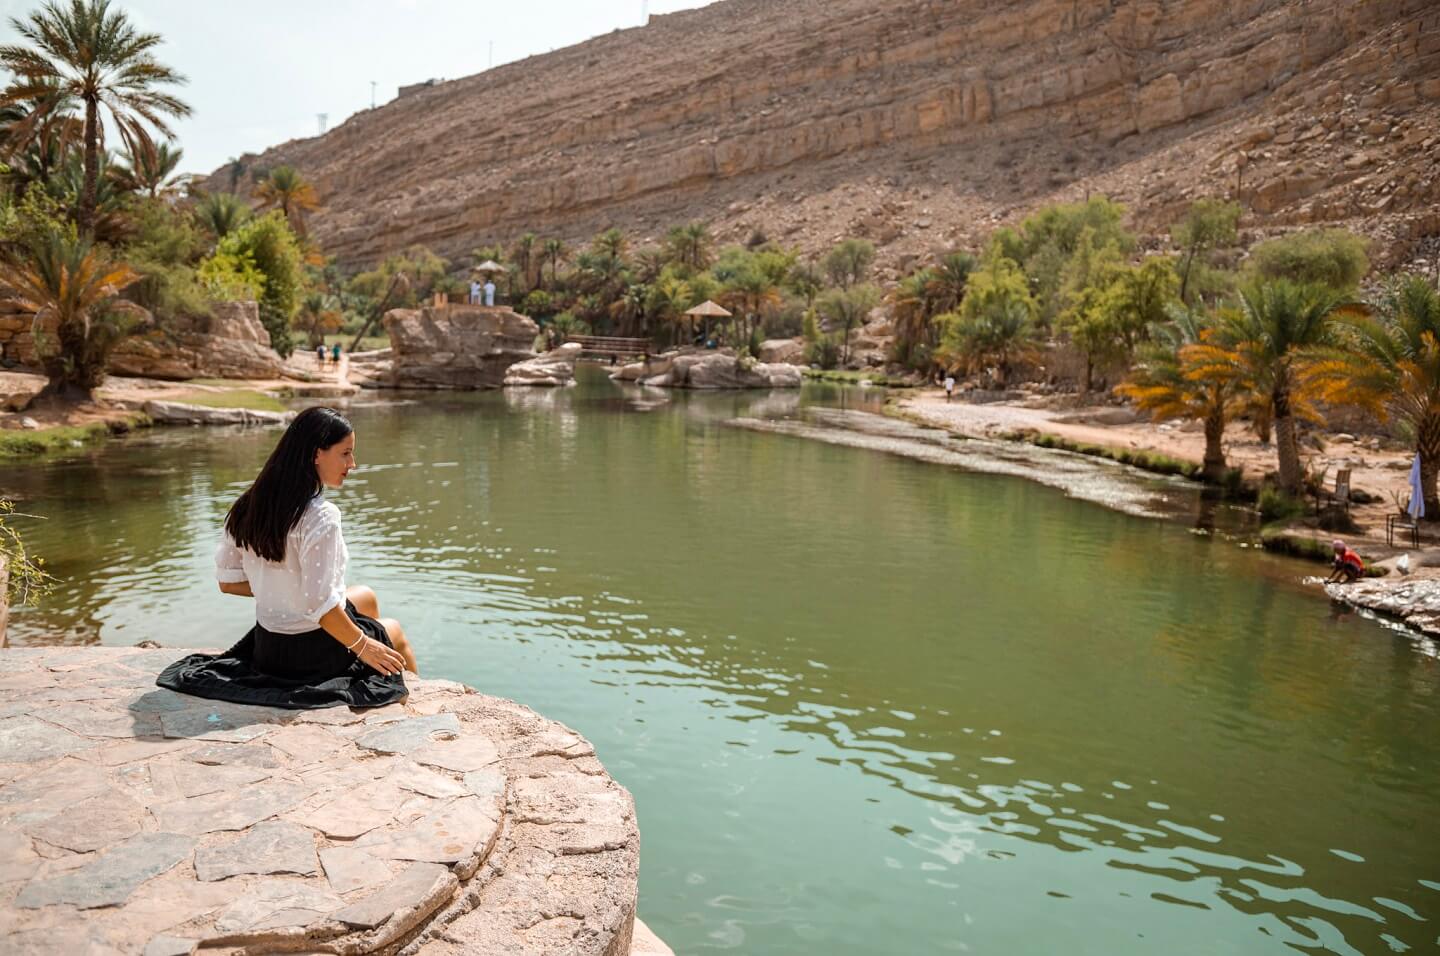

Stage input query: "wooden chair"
[
  {"left": 1314, "top": 467, "right": 1352, "bottom": 515},
  {"left": 1388, "top": 500, "right": 1421, "bottom": 548}
]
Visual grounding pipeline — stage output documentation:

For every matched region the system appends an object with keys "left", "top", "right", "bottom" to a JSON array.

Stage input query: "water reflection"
[{"left": 5, "top": 370, "right": 1438, "bottom": 954}]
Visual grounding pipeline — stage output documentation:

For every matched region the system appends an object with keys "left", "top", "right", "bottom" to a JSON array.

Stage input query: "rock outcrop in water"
[
  {"left": 204, "top": 0, "right": 1439, "bottom": 270},
  {"left": 381, "top": 304, "right": 538, "bottom": 389},
  {"left": 612, "top": 350, "right": 802, "bottom": 389},
  {"left": 503, "top": 342, "right": 582, "bottom": 386}
]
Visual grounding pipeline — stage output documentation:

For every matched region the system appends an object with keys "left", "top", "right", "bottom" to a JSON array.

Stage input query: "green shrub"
[
  {"left": 1258, "top": 485, "right": 1306, "bottom": 523},
  {"left": 1245, "top": 229, "right": 1370, "bottom": 290}
]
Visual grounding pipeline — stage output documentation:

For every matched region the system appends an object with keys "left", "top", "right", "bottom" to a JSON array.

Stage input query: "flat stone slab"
[{"left": 0, "top": 647, "right": 640, "bottom": 955}]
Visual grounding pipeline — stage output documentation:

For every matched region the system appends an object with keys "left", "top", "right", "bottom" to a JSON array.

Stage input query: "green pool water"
[{"left": 5, "top": 369, "right": 1438, "bottom": 954}]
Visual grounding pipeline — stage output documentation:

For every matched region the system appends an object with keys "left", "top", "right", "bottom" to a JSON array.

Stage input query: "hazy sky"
[{"left": 0, "top": 0, "right": 718, "bottom": 175}]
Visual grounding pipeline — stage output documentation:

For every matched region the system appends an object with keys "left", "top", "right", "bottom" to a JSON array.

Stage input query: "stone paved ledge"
[{"left": 0, "top": 646, "right": 641, "bottom": 955}]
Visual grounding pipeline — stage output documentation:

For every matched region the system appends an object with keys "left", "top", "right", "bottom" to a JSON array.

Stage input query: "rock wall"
[
  {"left": 204, "top": 0, "right": 1440, "bottom": 270},
  {"left": 0, "top": 300, "right": 285, "bottom": 381},
  {"left": 382, "top": 304, "right": 538, "bottom": 389}
]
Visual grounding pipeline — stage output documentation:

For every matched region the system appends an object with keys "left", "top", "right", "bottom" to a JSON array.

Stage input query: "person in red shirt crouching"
[{"left": 1327, "top": 540, "right": 1365, "bottom": 584}]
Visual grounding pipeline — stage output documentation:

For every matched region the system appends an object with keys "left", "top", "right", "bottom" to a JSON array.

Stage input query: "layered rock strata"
[
  {"left": 205, "top": 0, "right": 1440, "bottom": 270},
  {"left": 381, "top": 305, "right": 538, "bottom": 389},
  {"left": 0, "top": 646, "right": 640, "bottom": 955}
]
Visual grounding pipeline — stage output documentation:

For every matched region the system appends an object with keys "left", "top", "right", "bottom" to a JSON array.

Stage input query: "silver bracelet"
[{"left": 344, "top": 633, "right": 365, "bottom": 653}]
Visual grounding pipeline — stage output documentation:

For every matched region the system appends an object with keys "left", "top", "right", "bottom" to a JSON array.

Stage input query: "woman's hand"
[{"left": 355, "top": 637, "right": 407, "bottom": 676}]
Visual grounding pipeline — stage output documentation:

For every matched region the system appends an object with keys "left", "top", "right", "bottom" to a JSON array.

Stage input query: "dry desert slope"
[{"left": 206, "top": 0, "right": 1440, "bottom": 270}]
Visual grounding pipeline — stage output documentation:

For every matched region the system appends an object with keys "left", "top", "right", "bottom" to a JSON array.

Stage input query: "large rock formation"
[
  {"left": 0, "top": 300, "right": 286, "bottom": 381},
  {"left": 381, "top": 304, "right": 538, "bottom": 389},
  {"left": 205, "top": 0, "right": 1439, "bottom": 271},
  {"left": 108, "top": 302, "right": 286, "bottom": 380}
]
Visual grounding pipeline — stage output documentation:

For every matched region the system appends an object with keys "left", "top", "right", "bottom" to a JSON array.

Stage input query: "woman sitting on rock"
[{"left": 158, "top": 406, "right": 416, "bottom": 709}]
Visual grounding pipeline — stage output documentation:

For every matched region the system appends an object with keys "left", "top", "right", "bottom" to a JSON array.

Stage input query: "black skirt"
[{"left": 156, "top": 601, "right": 408, "bottom": 710}]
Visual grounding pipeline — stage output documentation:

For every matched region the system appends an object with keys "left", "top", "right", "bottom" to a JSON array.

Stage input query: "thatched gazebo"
[
  {"left": 684, "top": 299, "right": 732, "bottom": 344},
  {"left": 471, "top": 260, "right": 507, "bottom": 276}
]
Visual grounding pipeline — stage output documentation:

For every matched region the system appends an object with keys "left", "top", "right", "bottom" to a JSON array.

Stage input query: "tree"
[
  {"left": 0, "top": 0, "right": 191, "bottom": 236},
  {"left": 786, "top": 259, "right": 823, "bottom": 308},
  {"left": 1005, "top": 195, "right": 1135, "bottom": 322},
  {"left": 1171, "top": 198, "right": 1241, "bottom": 303},
  {"left": 542, "top": 237, "right": 566, "bottom": 290},
  {"left": 1245, "top": 228, "right": 1370, "bottom": 291},
  {"left": 0, "top": 225, "right": 140, "bottom": 398},
  {"left": 296, "top": 291, "right": 342, "bottom": 347},
  {"left": 1118, "top": 304, "right": 1242, "bottom": 481},
  {"left": 926, "top": 251, "right": 977, "bottom": 315},
  {"left": 113, "top": 139, "right": 183, "bottom": 198},
  {"left": 824, "top": 238, "right": 874, "bottom": 290},
  {"left": 1307, "top": 275, "right": 1440, "bottom": 514},
  {"left": 718, "top": 251, "right": 782, "bottom": 354},
  {"left": 665, "top": 221, "right": 713, "bottom": 272},
  {"left": 936, "top": 254, "right": 1037, "bottom": 386},
  {"left": 647, "top": 274, "right": 693, "bottom": 345},
  {"left": 194, "top": 191, "right": 250, "bottom": 240},
  {"left": 818, "top": 284, "right": 879, "bottom": 366},
  {"left": 511, "top": 232, "right": 537, "bottom": 292},
  {"left": 887, "top": 268, "right": 939, "bottom": 367},
  {"left": 253, "top": 165, "right": 319, "bottom": 236},
  {"left": 1188, "top": 280, "right": 1347, "bottom": 495},
  {"left": 210, "top": 211, "right": 303, "bottom": 357}
]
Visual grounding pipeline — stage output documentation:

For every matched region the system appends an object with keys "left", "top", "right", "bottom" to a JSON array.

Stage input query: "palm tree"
[
  {"left": 542, "top": 237, "right": 566, "bottom": 290},
  {"left": 593, "top": 227, "right": 627, "bottom": 262},
  {"left": 665, "top": 221, "right": 713, "bottom": 272},
  {"left": 935, "top": 300, "right": 1037, "bottom": 387},
  {"left": 888, "top": 268, "right": 939, "bottom": 366},
  {"left": 511, "top": 232, "right": 537, "bottom": 292},
  {"left": 253, "top": 165, "right": 319, "bottom": 236},
  {"left": 0, "top": 226, "right": 140, "bottom": 399},
  {"left": 297, "top": 292, "right": 342, "bottom": 347},
  {"left": 112, "top": 139, "right": 183, "bottom": 198},
  {"left": 1118, "top": 304, "right": 1242, "bottom": 482},
  {"left": 0, "top": 0, "right": 191, "bottom": 236},
  {"left": 1187, "top": 280, "right": 1346, "bottom": 495},
  {"left": 193, "top": 191, "right": 250, "bottom": 240},
  {"left": 720, "top": 270, "right": 782, "bottom": 352},
  {"left": 648, "top": 275, "right": 693, "bottom": 346},
  {"left": 0, "top": 79, "right": 80, "bottom": 178},
  {"left": 1307, "top": 275, "right": 1440, "bottom": 514},
  {"left": 926, "top": 252, "right": 977, "bottom": 315},
  {"left": 609, "top": 281, "right": 648, "bottom": 337}
]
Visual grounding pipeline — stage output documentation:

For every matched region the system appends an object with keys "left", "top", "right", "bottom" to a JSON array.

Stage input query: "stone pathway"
[{"left": 0, "top": 646, "right": 647, "bottom": 955}]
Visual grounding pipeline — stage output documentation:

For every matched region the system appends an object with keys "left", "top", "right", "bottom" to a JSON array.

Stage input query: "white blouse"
[{"left": 215, "top": 495, "right": 349, "bottom": 635}]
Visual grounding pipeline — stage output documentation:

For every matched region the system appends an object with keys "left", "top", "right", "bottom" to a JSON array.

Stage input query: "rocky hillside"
[{"left": 206, "top": 0, "right": 1440, "bottom": 273}]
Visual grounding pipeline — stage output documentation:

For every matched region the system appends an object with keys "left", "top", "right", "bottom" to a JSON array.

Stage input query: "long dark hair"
[{"left": 225, "top": 406, "right": 353, "bottom": 562}]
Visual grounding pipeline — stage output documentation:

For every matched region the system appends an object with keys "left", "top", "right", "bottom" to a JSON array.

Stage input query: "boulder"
[
  {"left": 617, "top": 350, "right": 801, "bottom": 389},
  {"left": 382, "top": 305, "right": 538, "bottom": 389},
  {"left": 503, "top": 342, "right": 582, "bottom": 386},
  {"left": 758, "top": 338, "right": 806, "bottom": 364},
  {"left": 106, "top": 302, "right": 286, "bottom": 381},
  {"left": 142, "top": 400, "right": 294, "bottom": 426}
]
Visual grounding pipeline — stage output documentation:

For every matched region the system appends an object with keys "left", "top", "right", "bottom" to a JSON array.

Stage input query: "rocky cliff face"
[{"left": 207, "top": 0, "right": 1440, "bottom": 270}]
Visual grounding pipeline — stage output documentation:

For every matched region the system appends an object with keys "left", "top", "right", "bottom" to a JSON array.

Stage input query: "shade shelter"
[
  {"left": 684, "top": 299, "right": 732, "bottom": 344},
  {"left": 471, "top": 260, "right": 507, "bottom": 275}
]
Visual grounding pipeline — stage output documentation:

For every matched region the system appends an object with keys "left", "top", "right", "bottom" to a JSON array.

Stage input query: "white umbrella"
[{"left": 1409, "top": 453, "right": 1426, "bottom": 520}]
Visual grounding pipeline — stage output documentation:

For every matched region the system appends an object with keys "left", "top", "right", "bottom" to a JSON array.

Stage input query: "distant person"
[
  {"left": 1327, "top": 540, "right": 1365, "bottom": 583},
  {"left": 483, "top": 278, "right": 496, "bottom": 306},
  {"left": 944, "top": 374, "right": 955, "bottom": 401},
  {"left": 469, "top": 279, "right": 482, "bottom": 304},
  {"left": 331, "top": 342, "right": 342, "bottom": 365},
  {"left": 315, "top": 343, "right": 327, "bottom": 367}
]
